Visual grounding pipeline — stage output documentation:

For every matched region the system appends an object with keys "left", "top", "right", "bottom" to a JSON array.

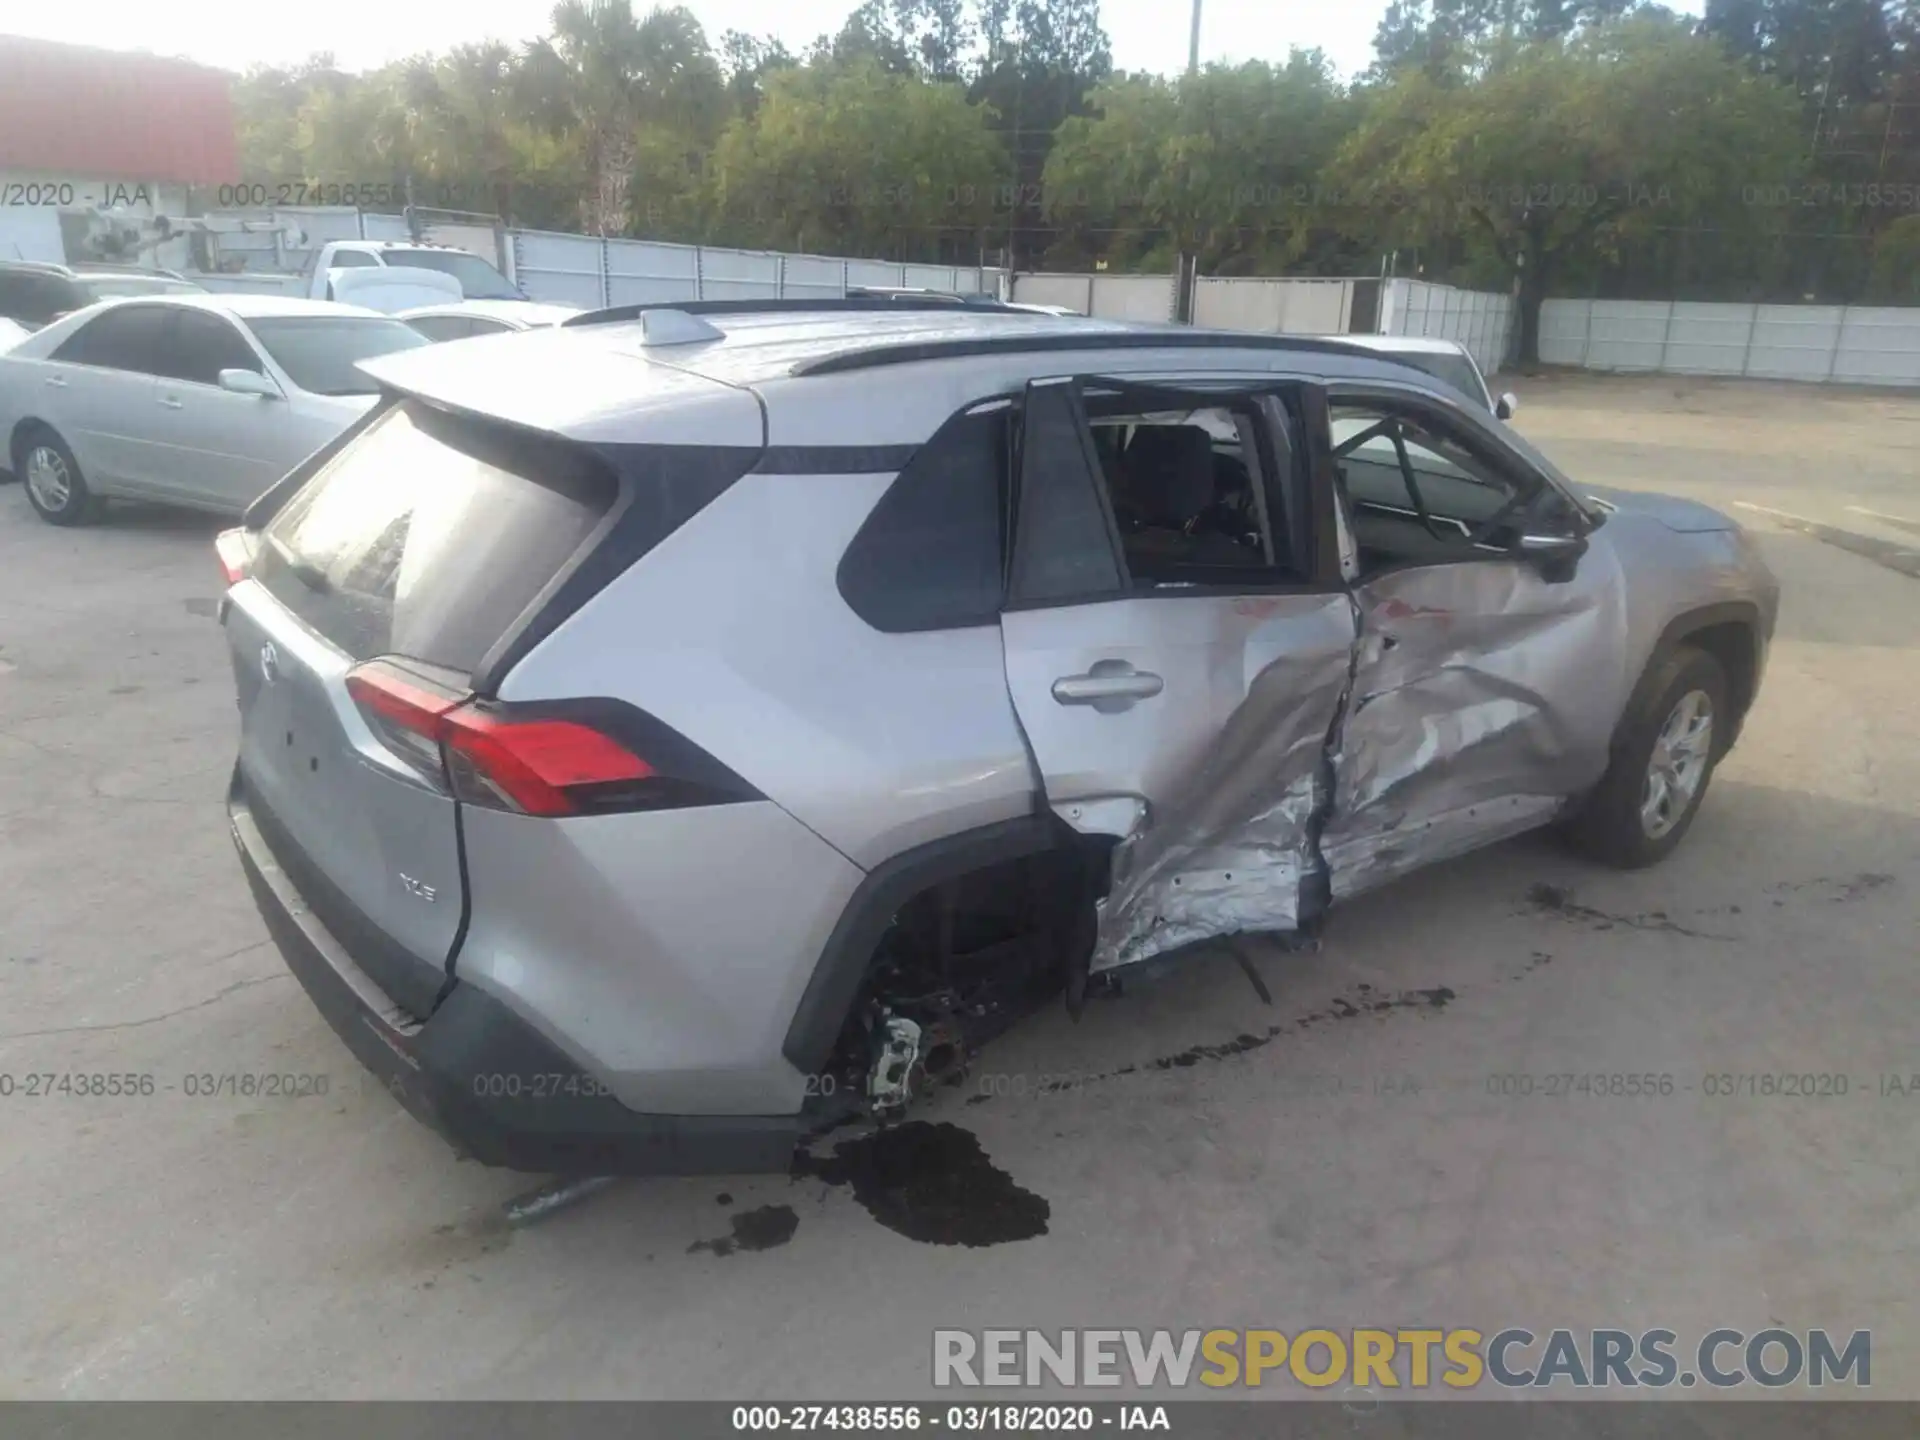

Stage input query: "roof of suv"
[{"left": 356, "top": 306, "right": 1462, "bottom": 443}]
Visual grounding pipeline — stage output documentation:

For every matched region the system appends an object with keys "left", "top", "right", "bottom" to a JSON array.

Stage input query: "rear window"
[
  {"left": 253, "top": 402, "right": 617, "bottom": 672},
  {"left": 1392, "top": 352, "right": 1487, "bottom": 408},
  {"left": 76, "top": 275, "right": 203, "bottom": 302},
  {"left": 248, "top": 316, "right": 430, "bottom": 395}
]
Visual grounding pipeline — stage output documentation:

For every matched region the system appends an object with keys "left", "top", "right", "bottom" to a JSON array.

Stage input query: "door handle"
[
  {"left": 159, "top": 395, "right": 184, "bottom": 409},
  {"left": 44, "top": 376, "right": 66, "bottom": 388},
  {"left": 1052, "top": 661, "right": 1164, "bottom": 712}
]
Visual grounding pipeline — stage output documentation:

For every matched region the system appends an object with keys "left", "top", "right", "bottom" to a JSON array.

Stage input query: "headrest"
[{"left": 1123, "top": 425, "right": 1216, "bottom": 527}]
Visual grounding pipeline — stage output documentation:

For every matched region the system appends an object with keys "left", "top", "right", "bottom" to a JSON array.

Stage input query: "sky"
[{"left": 4, "top": 0, "right": 1404, "bottom": 81}]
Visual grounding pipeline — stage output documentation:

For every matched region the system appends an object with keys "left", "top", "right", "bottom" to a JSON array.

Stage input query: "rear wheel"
[
  {"left": 1565, "top": 644, "right": 1727, "bottom": 869},
  {"left": 16, "top": 427, "right": 99, "bottom": 527}
]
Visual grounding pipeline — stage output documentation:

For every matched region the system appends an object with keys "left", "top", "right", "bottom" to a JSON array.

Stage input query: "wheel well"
[
  {"left": 1678, "top": 620, "right": 1757, "bottom": 732},
  {"left": 9, "top": 418, "right": 55, "bottom": 471},
  {"left": 785, "top": 819, "right": 1107, "bottom": 1110}
]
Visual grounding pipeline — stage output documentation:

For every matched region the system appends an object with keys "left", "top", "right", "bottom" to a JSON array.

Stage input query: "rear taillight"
[
  {"left": 344, "top": 661, "right": 664, "bottom": 818},
  {"left": 215, "top": 527, "right": 257, "bottom": 585}
]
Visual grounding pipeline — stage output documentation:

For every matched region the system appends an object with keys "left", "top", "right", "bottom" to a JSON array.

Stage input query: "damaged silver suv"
[{"left": 215, "top": 301, "right": 1778, "bottom": 1176}]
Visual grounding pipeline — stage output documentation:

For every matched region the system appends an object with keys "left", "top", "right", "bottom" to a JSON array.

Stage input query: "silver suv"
[{"left": 216, "top": 301, "right": 1778, "bottom": 1175}]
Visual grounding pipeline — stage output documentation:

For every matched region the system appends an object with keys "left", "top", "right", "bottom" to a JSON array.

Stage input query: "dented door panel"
[
  {"left": 1320, "top": 545, "right": 1631, "bottom": 900},
  {"left": 1082, "top": 592, "right": 1356, "bottom": 972}
]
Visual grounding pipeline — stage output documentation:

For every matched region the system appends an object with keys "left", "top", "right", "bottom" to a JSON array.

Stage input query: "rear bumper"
[{"left": 229, "top": 784, "right": 804, "bottom": 1176}]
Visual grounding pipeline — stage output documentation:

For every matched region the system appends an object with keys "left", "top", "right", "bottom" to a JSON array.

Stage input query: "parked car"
[
  {"left": 0, "top": 260, "right": 205, "bottom": 333},
  {"left": 398, "top": 299, "right": 582, "bottom": 341},
  {"left": 213, "top": 301, "right": 1777, "bottom": 1177},
  {"left": 0, "top": 293, "right": 429, "bottom": 524},
  {"left": 1335, "top": 334, "right": 1519, "bottom": 419},
  {"left": 299, "top": 240, "right": 525, "bottom": 308}
]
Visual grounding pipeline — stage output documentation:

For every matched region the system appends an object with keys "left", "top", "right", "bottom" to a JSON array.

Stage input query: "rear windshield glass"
[
  {"left": 1392, "top": 352, "right": 1487, "bottom": 408},
  {"left": 253, "top": 401, "right": 618, "bottom": 672},
  {"left": 77, "top": 276, "right": 204, "bottom": 301},
  {"left": 249, "top": 317, "right": 429, "bottom": 395},
  {"left": 380, "top": 250, "right": 521, "bottom": 301}
]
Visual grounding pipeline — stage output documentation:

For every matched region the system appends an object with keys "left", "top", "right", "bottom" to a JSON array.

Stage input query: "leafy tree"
[
  {"left": 708, "top": 59, "right": 1005, "bottom": 259},
  {"left": 1043, "top": 55, "right": 1360, "bottom": 272},
  {"left": 1340, "top": 15, "right": 1809, "bottom": 359}
]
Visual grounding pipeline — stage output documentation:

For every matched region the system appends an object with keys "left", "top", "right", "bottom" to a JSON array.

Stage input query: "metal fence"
[
  {"left": 1540, "top": 298, "right": 1920, "bottom": 386},
  {"left": 510, "top": 228, "right": 1008, "bottom": 309},
  {"left": 1380, "top": 279, "right": 1516, "bottom": 378},
  {"left": 1191, "top": 277, "right": 1366, "bottom": 336},
  {"left": 1009, "top": 272, "right": 1179, "bottom": 321},
  {"left": 1008, "top": 270, "right": 1517, "bottom": 376}
]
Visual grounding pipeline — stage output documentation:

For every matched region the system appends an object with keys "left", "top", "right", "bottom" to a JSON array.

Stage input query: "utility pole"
[{"left": 1175, "top": 0, "right": 1201, "bottom": 324}]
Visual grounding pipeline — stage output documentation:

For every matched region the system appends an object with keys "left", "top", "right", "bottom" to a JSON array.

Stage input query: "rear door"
[
  {"left": 42, "top": 304, "right": 171, "bottom": 491},
  {"left": 149, "top": 309, "right": 289, "bottom": 508},
  {"left": 999, "top": 376, "right": 1356, "bottom": 974},
  {"left": 227, "top": 400, "right": 621, "bottom": 1016}
]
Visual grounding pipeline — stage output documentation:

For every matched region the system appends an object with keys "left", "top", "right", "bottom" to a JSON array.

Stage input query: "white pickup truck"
[{"left": 300, "top": 240, "right": 527, "bottom": 313}]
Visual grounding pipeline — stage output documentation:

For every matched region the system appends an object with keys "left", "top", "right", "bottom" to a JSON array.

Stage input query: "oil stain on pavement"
[
  {"left": 688, "top": 1204, "right": 800, "bottom": 1257},
  {"left": 795, "top": 1122, "right": 1050, "bottom": 1247}
]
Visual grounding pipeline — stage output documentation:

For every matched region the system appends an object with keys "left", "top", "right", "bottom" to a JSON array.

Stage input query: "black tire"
[
  {"left": 14, "top": 425, "right": 100, "bottom": 527},
  {"left": 1564, "top": 644, "right": 1728, "bottom": 869}
]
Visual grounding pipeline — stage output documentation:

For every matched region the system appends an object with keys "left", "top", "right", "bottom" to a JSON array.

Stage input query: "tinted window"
[
  {"left": 838, "top": 404, "right": 1007, "bottom": 632},
  {"left": 404, "top": 315, "right": 473, "bottom": 343},
  {"left": 75, "top": 275, "right": 203, "bottom": 302},
  {"left": 248, "top": 317, "right": 429, "bottom": 395},
  {"left": 0, "top": 271, "right": 81, "bottom": 326},
  {"left": 1008, "top": 383, "right": 1123, "bottom": 605},
  {"left": 254, "top": 401, "right": 617, "bottom": 670},
  {"left": 49, "top": 304, "right": 171, "bottom": 373},
  {"left": 326, "top": 250, "right": 379, "bottom": 268},
  {"left": 165, "top": 310, "right": 264, "bottom": 385},
  {"left": 380, "top": 250, "right": 520, "bottom": 300}
]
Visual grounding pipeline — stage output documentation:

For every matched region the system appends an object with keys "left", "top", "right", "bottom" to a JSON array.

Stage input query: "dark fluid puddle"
[
  {"left": 688, "top": 1203, "right": 799, "bottom": 1257},
  {"left": 796, "top": 1121, "right": 1049, "bottom": 1247}
]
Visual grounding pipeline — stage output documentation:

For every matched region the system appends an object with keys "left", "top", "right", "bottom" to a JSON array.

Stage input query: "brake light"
[
  {"left": 215, "top": 527, "right": 257, "bottom": 584},
  {"left": 344, "top": 662, "right": 653, "bottom": 817}
]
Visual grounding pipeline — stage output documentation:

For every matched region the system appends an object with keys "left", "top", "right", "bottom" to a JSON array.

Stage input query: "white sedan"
[
  {"left": 397, "top": 299, "right": 581, "bottom": 342},
  {"left": 0, "top": 294, "right": 429, "bottom": 525}
]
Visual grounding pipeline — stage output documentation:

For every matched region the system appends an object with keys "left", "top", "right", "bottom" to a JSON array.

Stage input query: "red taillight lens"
[
  {"left": 443, "top": 711, "right": 652, "bottom": 817},
  {"left": 344, "top": 662, "right": 653, "bottom": 817},
  {"left": 215, "top": 527, "right": 257, "bottom": 585}
]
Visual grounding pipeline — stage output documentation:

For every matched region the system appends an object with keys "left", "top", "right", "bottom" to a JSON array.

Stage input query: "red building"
[{"left": 0, "top": 35, "right": 239, "bottom": 262}]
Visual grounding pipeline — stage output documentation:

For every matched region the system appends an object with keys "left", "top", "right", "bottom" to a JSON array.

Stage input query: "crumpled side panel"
[
  {"left": 1091, "top": 596, "right": 1356, "bottom": 973},
  {"left": 1321, "top": 555, "right": 1626, "bottom": 901}
]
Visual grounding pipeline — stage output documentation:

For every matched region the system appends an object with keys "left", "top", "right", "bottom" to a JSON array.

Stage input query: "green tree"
[
  {"left": 1340, "top": 15, "right": 1809, "bottom": 359},
  {"left": 709, "top": 59, "right": 1005, "bottom": 259},
  {"left": 1042, "top": 55, "right": 1360, "bottom": 272}
]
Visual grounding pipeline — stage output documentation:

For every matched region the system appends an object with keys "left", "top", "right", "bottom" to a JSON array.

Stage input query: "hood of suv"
[{"left": 1580, "top": 485, "right": 1737, "bottom": 533}]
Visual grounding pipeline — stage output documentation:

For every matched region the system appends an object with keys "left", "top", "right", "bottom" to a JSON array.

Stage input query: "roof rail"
[
  {"left": 789, "top": 330, "right": 1390, "bottom": 376},
  {"left": 560, "top": 296, "right": 1021, "bottom": 328}
]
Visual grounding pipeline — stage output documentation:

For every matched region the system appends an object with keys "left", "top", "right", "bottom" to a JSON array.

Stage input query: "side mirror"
[
  {"left": 1494, "top": 392, "right": 1519, "bottom": 421},
  {"left": 1515, "top": 530, "right": 1586, "bottom": 583},
  {"left": 218, "top": 368, "right": 281, "bottom": 399}
]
